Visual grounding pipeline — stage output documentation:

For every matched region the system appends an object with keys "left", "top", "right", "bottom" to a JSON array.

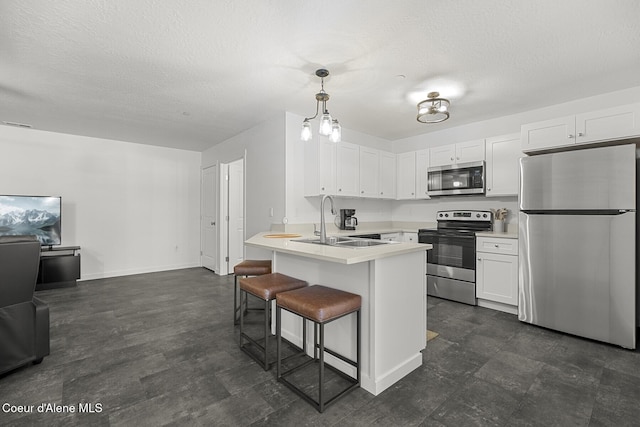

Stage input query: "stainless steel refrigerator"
[{"left": 519, "top": 144, "right": 637, "bottom": 349}]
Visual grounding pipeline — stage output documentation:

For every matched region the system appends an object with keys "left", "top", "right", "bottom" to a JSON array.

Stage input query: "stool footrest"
[{"left": 278, "top": 359, "right": 359, "bottom": 412}]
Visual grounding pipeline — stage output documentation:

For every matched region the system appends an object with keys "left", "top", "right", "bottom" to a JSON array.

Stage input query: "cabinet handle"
[
  {"left": 568, "top": 134, "right": 575, "bottom": 139},
  {"left": 411, "top": 192, "right": 414, "bottom": 195},
  {"left": 456, "top": 157, "right": 460, "bottom": 160},
  {"left": 477, "top": 258, "right": 482, "bottom": 261},
  {"left": 339, "top": 188, "right": 342, "bottom": 192},
  {"left": 578, "top": 132, "right": 584, "bottom": 137},
  {"left": 494, "top": 244, "right": 499, "bottom": 248},
  {"left": 380, "top": 192, "right": 383, "bottom": 195},
  {"left": 450, "top": 157, "right": 454, "bottom": 161},
  {"left": 361, "top": 190, "right": 364, "bottom": 194},
  {"left": 321, "top": 187, "right": 325, "bottom": 190}
]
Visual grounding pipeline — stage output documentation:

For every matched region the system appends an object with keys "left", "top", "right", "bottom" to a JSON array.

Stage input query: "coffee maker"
[{"left": 339, "top": 209, "right": 358, "bottom": 230}]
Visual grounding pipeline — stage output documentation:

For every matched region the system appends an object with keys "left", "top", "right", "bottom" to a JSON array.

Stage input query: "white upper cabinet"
[
  {"left": 415, "top": 149, "right": 430, "bottom": 199},
  {"left": 456, "top": 139, "right": 486, "bottom": 163},
  {"left": 304, "top": 138, "right": 336, "bottom": 196},
  {"left": 396, "top": 151, "right": 417, "bottom": 199},
  {"left": 429, "top": 139, "right": 485, "bottom": 167},
  {"left": 336, "top": 141, "right": 360, "bottom": 197},
  {"left": 429, "top": 145, "right": 456, "bottom": 167},
  {"left": 521, "top": 103, "right": 640, "bottom": 153},
  {"left": 521, "top": 116, "right": 576, "bottom": 153},
  {"left": 485, "top": 133, "right": 522, "bottom": 197},
  {"left": 378, "top": 150, "right": 396, "bottom": 199},
  {"left": 576, "top": 103, "right": 640, "bottom": 144},
  {"left": 359, "top": 146, "right": 379, "bottom": 197}
]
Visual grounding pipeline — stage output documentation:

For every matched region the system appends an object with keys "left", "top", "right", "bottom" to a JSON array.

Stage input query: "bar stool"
[
  {"left": 239, "top": 273, "right": 307, "bottom": 370},
  {"left": 233, "top": 260, "right": 272, "bottom": 325},
  {"left": 276, "top": 285, "right": 361, "bottom": 413}
]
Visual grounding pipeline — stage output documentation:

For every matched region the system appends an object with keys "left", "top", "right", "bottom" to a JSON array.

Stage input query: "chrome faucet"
[{"left": 319, "top": 194, "right": 336, "bottom": 244}]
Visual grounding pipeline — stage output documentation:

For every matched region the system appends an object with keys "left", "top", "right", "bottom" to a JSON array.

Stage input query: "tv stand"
[{"left": 36, "top": 246, "right": 81, "bottom": 291}]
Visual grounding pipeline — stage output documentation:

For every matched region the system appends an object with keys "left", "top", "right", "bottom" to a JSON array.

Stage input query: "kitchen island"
[{"left": 245, "top": 232, "right": 431, "bottom": 395}]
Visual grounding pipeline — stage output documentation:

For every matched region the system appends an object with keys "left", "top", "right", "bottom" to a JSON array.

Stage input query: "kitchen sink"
[
  {"left": 293, "top": 237, "right": 393, "bottom": 248},
  {"left": 335, "top": 239, "right": 389, "bottom": 247}
]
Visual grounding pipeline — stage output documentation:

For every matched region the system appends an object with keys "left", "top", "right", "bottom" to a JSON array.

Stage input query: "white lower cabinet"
[{"left": 476, "top": 236, "right": 518, "bottom": 314}]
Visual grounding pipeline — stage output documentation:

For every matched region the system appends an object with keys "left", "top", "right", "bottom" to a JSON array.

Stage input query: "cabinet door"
[
  {"left": 379, "top": 151, "right": 396, "bottom": 199},
  {"left": 485, "top": 133, "right": 522, "bottom": 197},
  {"left": 429, "top": 145, "right": 456, "bottom": 167},
  {"left": 576, "top": 103, "right": 640, "bottom": 144},
  {"left": 396, "top": 151, "right": 417, "bottom": 199},
  {"left": 455, "top": 139, "right": 485, "bottom": 163},
  {"left": 336, "top": 142, "right": 359, "bottom": 197},
  {"left": 304, "top": 139, "right": 337, "bottom": 196},
  {"left": 415, "top": 149, "right": 430, "bottom": 199},
  {"left": 359, "top": 147, "right": 379, "bottom": 197},
  {"left": 318, "top": 139, "right": 337, "bottom": 195},
  {"left": 476, "top": 252, "right": 518, "bottom": 306},
  {"left": 521, "top": 116, "right": 576, "bottom": 153}
]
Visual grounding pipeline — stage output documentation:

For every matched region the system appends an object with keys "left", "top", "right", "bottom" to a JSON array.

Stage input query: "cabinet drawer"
[{"left": 476, "top": 237, "right": 518, "bottom": 255}]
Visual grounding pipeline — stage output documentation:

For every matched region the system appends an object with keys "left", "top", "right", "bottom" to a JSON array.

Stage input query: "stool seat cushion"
[
  {"left": 234, "top": 260, "right": 272, "bottom": 276},
  {"left": 276, "top": 285, "right": 361, "bottom": 323},
  {"left": 239, "top": 273, "right": 307, "bottom": 301}
]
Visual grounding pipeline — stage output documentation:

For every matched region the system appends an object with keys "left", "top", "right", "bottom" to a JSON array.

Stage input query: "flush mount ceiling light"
[
  {"left": 416, "top": 91, "right": 450, "bottom": 124},
  {"left": 301, "top": 68, "right": 341, "bottom": 143}
]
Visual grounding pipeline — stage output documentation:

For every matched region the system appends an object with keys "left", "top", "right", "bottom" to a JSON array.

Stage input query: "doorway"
[
  {"left": 226, "top": 159, "right": 245, "bottom": 272},
  {"left": 201, "top": 165, "right": 217, "bottom": 272},
  {"left": 202, "top": 158, "right": 245, "bottom": 275}
]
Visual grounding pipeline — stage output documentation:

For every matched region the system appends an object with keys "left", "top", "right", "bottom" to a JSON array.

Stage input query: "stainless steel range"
[{"left": 418, "top": 210, "right": 492, "bottom": 305}]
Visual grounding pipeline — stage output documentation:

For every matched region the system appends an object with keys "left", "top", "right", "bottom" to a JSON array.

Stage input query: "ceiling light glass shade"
[
  {"left": 329, "top": 120, "right": 341, "bottom": 143},
  {"left": 319, "top": 112, "right": 333, "bottom": 135},
  {"left": 417, "top": 91, "right": 450, "bottom": 124},
  {"left": 301, "top": 119, "right": 312, "bottom": 141}
]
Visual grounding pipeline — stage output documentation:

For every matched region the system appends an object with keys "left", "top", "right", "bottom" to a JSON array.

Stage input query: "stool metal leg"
[
  {"left": 276, "top": 305, "right": 281, "bottom": 378},
  {"left": 234, "top": 275, "right": 239, "bottom": 325},
  {"left": 263, "top": 297, "right": 270, "bottom": 370},
  {"left": 319, "top": 321, "right": 325, "bottom": 412}
]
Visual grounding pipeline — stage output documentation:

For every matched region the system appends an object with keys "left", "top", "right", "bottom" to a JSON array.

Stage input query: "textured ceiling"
[{"left": 1, "top": 0, "right": 640, "bottom": 151}]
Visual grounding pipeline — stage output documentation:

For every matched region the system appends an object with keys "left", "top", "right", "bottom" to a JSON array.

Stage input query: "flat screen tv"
[{"left": 0, "top": 195, "right": 62, "bottom": 246}]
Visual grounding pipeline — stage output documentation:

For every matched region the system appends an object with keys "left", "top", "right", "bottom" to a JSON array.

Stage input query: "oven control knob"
[
  {"left": 483, "top": 214, "right": 488, "bottom": 218},
  {"left": 444, "top": 213, "right": 449, "bottom": 217},
  {"left": 476, "top": 213, "right": 480, "bottom": 218}
]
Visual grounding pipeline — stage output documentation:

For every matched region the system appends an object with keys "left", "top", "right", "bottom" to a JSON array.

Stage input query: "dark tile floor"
[{"left": 1, "top": 267, "right": 640, "bottom": 426}]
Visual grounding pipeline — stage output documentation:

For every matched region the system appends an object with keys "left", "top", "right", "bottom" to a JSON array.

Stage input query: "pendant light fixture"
[
  {"left": 416, "top": 91, "right": 450, "bottom": 123},
  {"left": 301, "top": 69, "right": 341, "bottom": 142}
]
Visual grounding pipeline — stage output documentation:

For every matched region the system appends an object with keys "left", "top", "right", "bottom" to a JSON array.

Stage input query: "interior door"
[
  {"left": 201, "top": 165, "right": 217, "bottom": 272},
  {"left": 227, "top": 159, "right": 244, "bottom": 271}
]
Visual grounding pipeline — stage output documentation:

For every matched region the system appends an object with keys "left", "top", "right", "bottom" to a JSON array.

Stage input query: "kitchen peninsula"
[{"left": 245, "top": 232, "right": 431, "bottom": 395}]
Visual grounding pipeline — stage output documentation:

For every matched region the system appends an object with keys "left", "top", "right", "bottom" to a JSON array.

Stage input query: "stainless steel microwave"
[{"left": 427, "top": 161, "right": 485, "bottom": 196}]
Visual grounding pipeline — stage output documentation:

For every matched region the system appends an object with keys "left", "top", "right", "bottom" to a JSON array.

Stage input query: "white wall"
[
  {"left": 0, "top": 126, "right": 202, "bottom": 280},
  {"left": 201, "top": 114, "right": 286, "bottom": 259}
]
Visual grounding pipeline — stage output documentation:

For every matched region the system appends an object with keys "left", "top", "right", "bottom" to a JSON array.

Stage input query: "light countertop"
[{"left": 245, "top": 232, "right": 431, "bottom": 265}]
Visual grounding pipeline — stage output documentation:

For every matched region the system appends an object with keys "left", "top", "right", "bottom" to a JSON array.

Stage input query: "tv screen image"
[{"left": 0, "top": 195, "right": 62, "bottom": 246}]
